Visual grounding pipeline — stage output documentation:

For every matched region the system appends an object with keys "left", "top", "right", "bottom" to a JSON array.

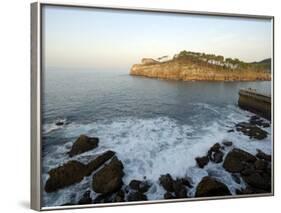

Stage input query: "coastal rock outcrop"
[
  {"left": 195, "top": 176, "right": 231, "bottom": 197},
  {"left": 68, "top": 135, "right": 99, "bottom": 157},
  {"left": 130, "top": 51, "right": 271, "bottom": 81},
  {"left": 92, "top": 156, "right": 124, "bottom": 194},
  {"left": 45, "top": 160, "right": 88, "bottom": 193}
]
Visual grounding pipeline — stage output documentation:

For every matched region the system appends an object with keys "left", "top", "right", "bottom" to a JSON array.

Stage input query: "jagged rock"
[
  {"left": 164, "top": 192, "right": 175, "bottom": 199},
  {"left": 55, "top": 121, "right": 64, "bottom": 126},
  {"left": 127, "top": 191, "right": 147, "bottom": 201},
  {"left": 256, "top": 149, "right": 271, "bottom": 162},
  {"left": 45, "top": 160, "right": 88, "bottom": 193},
  {"left": 68, "top": 135, "right": 99, "bottom": 157},
  {"left": 78, "top": 190, "right": 92, "bottom": 205},
  {"left": 249, "top": 116, "right": 270, "bottom": 128},
  {"left": 113, "top": 190, "right": 125, "bottom": 202},
  {"left": 208, "top": 143, "right": 224, "bottom": 163},
  {"left": 223, "top": 148, "right": 256, "bottom": 173},
  {"left": 222, "top": 140, "right": 233, "bottom": 147},
  {"left": 195, "top": 156, "right": 209, "bottom": 168},
  {"left": 93, "top": 193, "right": 113, "bottom": 204},
  {"left": 159, "top": 174, "right": 174, "bottom": 192},
  {"left": 235, "top": 122, "right": 268, "bottom": 140},
  {"left": 86, "top": 150, "right": 115, "bottom": 176},
  {"left": 129, "top": 180, "right": 150, "bottom": 193},
  {"left": 92, "top": 156, "right": 124, "bottom": 194},
  {"left": 195, "top": 176, "right": 231, "bottom": 197}
]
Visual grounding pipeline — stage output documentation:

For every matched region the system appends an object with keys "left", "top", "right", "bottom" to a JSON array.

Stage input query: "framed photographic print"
[{"left": 31, "top": 1, "right": 274, "bottom": 211}]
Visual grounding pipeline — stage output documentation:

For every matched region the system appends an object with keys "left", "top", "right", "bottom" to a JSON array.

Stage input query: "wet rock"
[
  {"left": 242, "top": 172, "right": 271, "bottom": 191},
  {"left": 235, "top": 122, "right": 268, "bottom": 140},
  {"left": 208, "top": 143, "right": 224, "bottom": 163},
  {"left": 113, "top": 190, "right": 125, "bottom": 202},
  {"left": 227, "top": 129, "right": 234, "bottom": 133},
  {"left": 78, "top": 190, "right": 92, "bottom": 205},
  {"left": 195, "top": 176, "right": 231, "bottom": 197},
  {"left": 45, "top": 160, "right": 88, "bottom": 193},
  {"left": 86, "top": 150, "right": 115, "bottom": 176},
  {"left": 223, "top": 148, "right": 256, "bottom": 173},
  {"left": 195, "top": 156, "right": 209, "bottom": 168},
  {"left": 222, "top": 140, "right": 233, "bottom": 147},
  {"left": 213, "top": 151, "right": 224, "bottom": 163},
  {"left": 55, "top": 121, "right": 64, "bottom": 126},
  {"left": 93, "top": 193, "right": 113, "bottom": 204},
  {"left": 127, "top": 191, "right": 147, "bottom": 201},
  {"left": 256, "top": 149, "right": 271, "bottom": 162},
  {"left": 164, "top": 192, "right": 175, "bottom": 199},
  {"left": 68, "top": 135, "right": 99, "bottom": 157},
  {"left": 129, "top": 180, "right": 150, "bottom": 193},
  {"left": 159, "top": 174, "right": 174, "bottom": 192},
  {"left": 249, "top": 116, "right": 270, "bottom": 128},
  {"left": 241, "top": 163, "right": 256, "bottom": 176},
  {"left": 175, "top": 187, "right": 187, "bottom": 198},
  {"left": 236, "top": 186, "right": 268, "bottom": 195},
  {"left": 254, "top": 159, "right": 268, "bottom": 171},
  {"left": 92, "top": 156, "right": 124, "bottom": 194},
  {"left": 179, "top": 177, "right": 192, "bottom": 188},
  {"left": 172, "top": 179, "right": 188, "bottom": 198}
]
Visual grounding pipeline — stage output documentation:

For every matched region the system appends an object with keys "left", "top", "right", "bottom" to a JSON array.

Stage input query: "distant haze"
[{"left": 42, "top": 5, "right": 272, "bottom": 70}]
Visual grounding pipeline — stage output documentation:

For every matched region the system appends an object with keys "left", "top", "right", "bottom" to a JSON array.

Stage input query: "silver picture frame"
[{"left": 31, "top": 1, "right": 275, "bottom": 211}]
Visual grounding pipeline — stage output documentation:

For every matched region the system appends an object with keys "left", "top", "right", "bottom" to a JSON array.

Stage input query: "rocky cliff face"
[{"left": 130, "top": 58, "right": 271, "bottom": 81}]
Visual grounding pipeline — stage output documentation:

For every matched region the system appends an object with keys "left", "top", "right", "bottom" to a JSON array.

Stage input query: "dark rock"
[
  {"left": 45, "top": 160, "right": 88, "bottom": 193},
  {"left": 128, "top": 180, "right": 150, "bottom": 193},
  {"left": 93, "top": 193, "right": 113, "bottom": 204},
  {"left": 223, "top": 148, "right": 256, "bottom": 173},
  {"left": 179, "top": 177, "right": 192, "bottom": 188},
  {"left": 195, "top": 156, "right": 209, "bottom": 168},
  {"left": 254, "top": 159, "right": 268, "bottom": 171},
  {"left": 55, "top": 121, "right": 64, "bottom": 126},
  {"left": 159, "top": 174, "right": 174, "bottom": 192},
  {"left": 164, "top": 192, "right": 175, "bottom": 199},
  {"left": 235, "top": 122, "right": 268, "bottom": 140},
  {"left": 242, "top": 172, "right": 271, "bottom": 191},
  {"left": 208, "top": 143, "right": 224, "bottom": 163},
  {"left": 175, "top": 187, "right": 187, "bottom": 198},
  {"left": 241, "top": 162, "right": 256, "bottom": 176},
  {"left": 113, "top": 190, "right": 125, "bottom": 202},
  {"left": 249, "top": 116, "right": 270, "bottom": 128},
  {"left": 78, "top": 190, "right": 92, "bottom": 205},
  {"left": 127, "top": 191, "right": 147, "bottom": 201},
  {"left": 256, "top": 149, "right": 271, "bottom": 162},
  {"left": 86, "top": 150, "right": 115, "bottom": 176},
  {"left": 222, "top": 140, "right": 233, "bottom": 147},
  {"left": 68, "top": 135, "right": 99, "bottom": 157},
  {"left": 195, "top": 176, "right": 231, "bottom": 197},
  {"left": 212, "top": 151, "right": 224, "bottom": 163},
  {"left": 227, "top": 129, "right": 234, "bottom": 133},
  {"left": 92, "top": 157, "right": 124, "bottom": 194},
  {"left": 236, "top": 186, "right": 268, "bottom": 195},
  {"left": 210, "top": 143, "right": 222, "bottom": 152},
  {"left": 172, "top": 179, "right": 187, "bottom": 198}
]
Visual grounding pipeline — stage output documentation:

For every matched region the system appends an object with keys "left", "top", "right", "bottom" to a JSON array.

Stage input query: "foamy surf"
[{"left": 42, "top": 104, "right": 271, "bottom": 207}]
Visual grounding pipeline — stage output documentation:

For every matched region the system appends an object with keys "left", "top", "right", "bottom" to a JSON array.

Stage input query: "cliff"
[{"left": 130, "top": 51, "right": 271, "bottom": 81}]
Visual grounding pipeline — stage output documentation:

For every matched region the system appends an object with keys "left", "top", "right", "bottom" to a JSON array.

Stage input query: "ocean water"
[{"left": 42, "top": 68, "right": 272, "bottom": 207}]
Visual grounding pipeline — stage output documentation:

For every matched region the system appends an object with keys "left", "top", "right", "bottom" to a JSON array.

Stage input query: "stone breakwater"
[
  {"left": 130, "top": 60, "right": 271, "bottom": 81},
  {"left": 44, "top": 115, "right": 271, "bottom": 206}
]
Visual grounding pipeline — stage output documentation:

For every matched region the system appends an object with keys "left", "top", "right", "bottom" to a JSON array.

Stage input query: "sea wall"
[{"left": 130, "top": 60, "right": 271, "bottom": 81}]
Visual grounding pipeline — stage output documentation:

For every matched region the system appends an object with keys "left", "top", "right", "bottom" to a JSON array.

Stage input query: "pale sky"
[{"left": 42, "top": 5, "right": 272, "bottom": 70}]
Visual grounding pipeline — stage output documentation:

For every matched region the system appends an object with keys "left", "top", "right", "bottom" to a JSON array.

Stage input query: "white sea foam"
[{"left": 42, "top": 106, "right": 272, "bottom": 207}]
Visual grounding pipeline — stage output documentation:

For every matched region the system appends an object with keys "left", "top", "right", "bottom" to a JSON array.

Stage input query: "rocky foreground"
[{"left": 44, "top": 115, "right": 272, "bottom": 205}]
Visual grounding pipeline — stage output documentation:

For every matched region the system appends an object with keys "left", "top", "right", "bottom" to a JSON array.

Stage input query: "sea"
[{"left": 42, "top": 68, "right": 272, "bottom": 207}]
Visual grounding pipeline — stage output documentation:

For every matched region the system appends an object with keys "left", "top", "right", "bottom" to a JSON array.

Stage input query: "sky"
[{"left": 42, "top": 5, "right": 272, "bottom": 70}]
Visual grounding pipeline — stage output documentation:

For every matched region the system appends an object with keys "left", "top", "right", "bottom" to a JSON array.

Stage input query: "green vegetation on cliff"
[{"left": 130, "top": 50, "right": 271, "bottom": 81}]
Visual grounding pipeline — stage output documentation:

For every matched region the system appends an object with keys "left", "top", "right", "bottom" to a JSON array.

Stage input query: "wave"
[{"left": 42, "top": 108, "right": 272, "bottom": 206}]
